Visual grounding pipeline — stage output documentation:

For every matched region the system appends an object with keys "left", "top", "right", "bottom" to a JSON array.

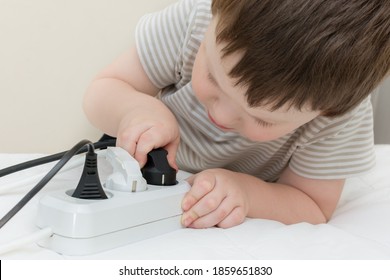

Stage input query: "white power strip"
[{"left": 35, "top": 147, "right": 191, "bottom": 256}]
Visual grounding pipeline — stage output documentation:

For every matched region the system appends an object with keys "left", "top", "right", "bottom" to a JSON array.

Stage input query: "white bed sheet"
[{"left": 0, "top": 145, "right": 389, "bottom": 260}]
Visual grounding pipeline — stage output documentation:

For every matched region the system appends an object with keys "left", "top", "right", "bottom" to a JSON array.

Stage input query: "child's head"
[{"left": 210, "top": 0, "right": 390, "bottom": 117}]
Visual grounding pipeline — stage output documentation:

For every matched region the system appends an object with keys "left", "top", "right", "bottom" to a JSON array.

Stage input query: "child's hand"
[
  {"left": 116, "top": 107, "right": 180, "bottom": 169},
  {"left": 181, "top": 168, "right": 249, "bottom": 229}
]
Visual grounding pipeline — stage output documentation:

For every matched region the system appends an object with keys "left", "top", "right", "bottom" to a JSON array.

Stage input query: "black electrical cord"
[
  {"left": 0, "top": 138, "right": 116, "bottom": 178},
  {"left": 0, "top": 139, "right": 93, "bottom": 229}
]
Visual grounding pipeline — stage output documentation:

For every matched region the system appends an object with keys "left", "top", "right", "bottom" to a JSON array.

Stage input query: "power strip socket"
[
  {"left": 35, "top": 147, "right": 191, "bottom": 256},
  {"left": 36, "top": 181, "right": 190, "bottom": 256}
]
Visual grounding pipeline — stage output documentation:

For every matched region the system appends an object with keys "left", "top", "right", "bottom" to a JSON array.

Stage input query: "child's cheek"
[{"left": 192, "top": 72, "right": 209, "bottom": 104}]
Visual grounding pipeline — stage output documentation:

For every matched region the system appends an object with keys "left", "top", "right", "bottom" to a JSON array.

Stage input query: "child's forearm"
[
  {"left": 241, "top": 175, "right": 328, "bottom": 224},
  {"left": 83, "top": 77, "right": 166, "bottom": 136}
]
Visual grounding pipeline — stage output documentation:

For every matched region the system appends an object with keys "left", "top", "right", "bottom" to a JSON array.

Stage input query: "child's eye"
[
  {"left": 255, "top": 118, "right": 273, "bottom": 128},
  {"left": 207, "top": 72, "right": 218, "bottom": 87}
]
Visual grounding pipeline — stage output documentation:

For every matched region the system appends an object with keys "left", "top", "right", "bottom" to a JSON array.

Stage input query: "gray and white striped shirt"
[{"left": 135, "top": 0, "right": 375, "bottom": 181}]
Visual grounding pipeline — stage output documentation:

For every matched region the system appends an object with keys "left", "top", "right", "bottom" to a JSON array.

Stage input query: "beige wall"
[
  {"left": 1, "top": 0, "right": 389, "bottom": 153},
  {"left": 0, "top": 0, "right": 176, "bottom": 153},
  {"left": 373, "top": 78, "right": 390, "bottom": 144}
]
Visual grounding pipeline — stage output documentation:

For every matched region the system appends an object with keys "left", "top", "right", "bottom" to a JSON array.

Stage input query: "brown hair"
[{"left": 211, "top": 0, "right": 390, "bottom": 116}]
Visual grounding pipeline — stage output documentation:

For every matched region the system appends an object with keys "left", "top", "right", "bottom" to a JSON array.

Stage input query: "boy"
[{"left": 83, "top": 0, "right": 390, "bottom": 229}]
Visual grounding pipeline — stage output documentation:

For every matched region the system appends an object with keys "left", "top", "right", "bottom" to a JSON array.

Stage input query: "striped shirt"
[{"left": 135, "top": 0, "right": 375, "bottom": 181}]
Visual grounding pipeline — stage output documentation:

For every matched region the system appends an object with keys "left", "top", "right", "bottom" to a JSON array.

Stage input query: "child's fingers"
[
  {"left": 181, "top": 172, "right": 225, "bottom": 227},
  {"left": 164, "top": 138, "right": 180, "bottom": 171},
  {"left": 182, "top": 172, "right": 216, "bottom": 212},
  {"left": 184, "top": 194, "right": 235, "bottom": 228},
  {"left": 181, "top": 187, "right": 226, "bottom": 227},
  {"left": 216, "top": 206, "right": 246, "bottom": 229},
  {"left": 134, "top": 126, "right": 177, "bottom": 167},
  {"left": 117, "top": 123, "right": 152, "bottom": 159}
]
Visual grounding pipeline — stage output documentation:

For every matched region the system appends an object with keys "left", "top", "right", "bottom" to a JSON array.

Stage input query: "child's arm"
[
  {"left": 181, "top": 167, "right": 344, "bottom": 228},
  {"left": 83, "top": 47, "right": 180, "bottom": 168}
]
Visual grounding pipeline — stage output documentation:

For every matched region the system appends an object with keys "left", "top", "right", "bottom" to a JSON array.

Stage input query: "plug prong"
[{"left": 131, "top": 181, "right": 137, "bottom": 192}]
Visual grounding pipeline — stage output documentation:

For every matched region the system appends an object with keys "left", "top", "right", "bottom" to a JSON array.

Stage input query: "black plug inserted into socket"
[{"left": 141, "top": 148, "right": 177, "bottom": 186}]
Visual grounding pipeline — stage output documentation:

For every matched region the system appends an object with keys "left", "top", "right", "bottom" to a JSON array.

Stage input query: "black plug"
[
  {"left": 141, "top": 148, "right": 177, "bottom": 186},
  {"left": 71, "top": 144, "right": 108, "bottom": 199}
]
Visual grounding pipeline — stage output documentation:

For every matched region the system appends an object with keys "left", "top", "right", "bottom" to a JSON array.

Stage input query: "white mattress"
[{"left": 1, "top": 145, "right": 390, "bottom": 260}]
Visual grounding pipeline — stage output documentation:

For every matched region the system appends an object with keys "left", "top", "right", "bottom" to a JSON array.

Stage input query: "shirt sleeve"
[
  {"left": 289, "top": 97, "right": 376, "bottom": 179},
  {"left": 135, "top": 0, "right": 197, "bottom": 89}
]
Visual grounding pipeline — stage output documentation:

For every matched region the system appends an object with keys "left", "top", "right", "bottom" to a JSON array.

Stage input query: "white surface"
[{"left": 1, "top": 145, "right": 390, "bottom": 259}]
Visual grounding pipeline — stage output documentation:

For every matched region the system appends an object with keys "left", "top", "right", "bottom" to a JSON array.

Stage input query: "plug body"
[
  {"left": 104, "top": 147, "right": 147, "bottom": 192},
  {"left": 71, "top": 149, "right": 107, "bottom": 199},
  {"left": 141, "top": 148, "right": 176, "bottom": 186}
]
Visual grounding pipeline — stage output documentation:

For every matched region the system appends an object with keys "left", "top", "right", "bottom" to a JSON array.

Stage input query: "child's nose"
[{"left": 213, "top": 100, "right": 240, "bottom": 124}]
